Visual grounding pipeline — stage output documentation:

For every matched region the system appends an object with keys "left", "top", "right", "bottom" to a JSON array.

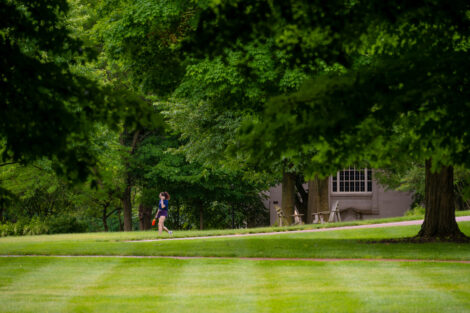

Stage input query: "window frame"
[{"left": 331, "top": 168, "right": 373, "bottom": 195}]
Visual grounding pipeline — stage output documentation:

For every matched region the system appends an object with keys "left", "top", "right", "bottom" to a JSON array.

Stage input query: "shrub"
[
  {"left": 405, "top": 205, "right": 426, "bottom": 216},
  {"left": 0, "top": 215, "right": 87, "bottom": 237},
  {"left": 45, "top": 215, "right": 87, "bottom": 234},
  {"left": 0, "top": 223, "right": 13, "bottom": 237},
  {"left": 22, "top": 217, "right": 49, "bottom": 236}
]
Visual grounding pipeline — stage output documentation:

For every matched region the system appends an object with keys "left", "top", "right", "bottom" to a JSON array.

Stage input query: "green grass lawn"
[
  {"left": 1, "top": 221, "right": 470, "bottom": 261},
  {"left": 1, "top": 257, "right": 469, "bottom": 313},
  {"left": 1, "top": 218, "right": 470, "bottom": 312}
]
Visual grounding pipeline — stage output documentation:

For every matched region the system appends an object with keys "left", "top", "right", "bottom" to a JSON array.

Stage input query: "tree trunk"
[
  {"left": 307, "top": 180, "right": 315, "bottom": 223},
  {"left": 282, "top": 172, "right": 296, "bottom": 225},
  {"left": 199, "top": 204, "right": 204, "bottom": 230},
  {"left": 138, "top": 203, "right": 153, "bottom": 230},
  {"left": 176, "top": 200, "right": 180, "bottom": 230},
  {"left": 307, "top": 176, "right": 329, "bottom": 223},
  {"left": 295, "top": 175, "right": 308, "bottom": 221},
  {"left": 117, "top": 208, "right": 123, "bottom": 231},
  {"left": 417, "top": 160, "right": 466, "bottom": 240},
  {"left": 232, "top": 205, "right": 235, "bottom": 229},
  {"left": 119, "top": 129, "right": 140, "bottom": 232},
  {"left": 121, "top": 185, "right": 133, "bottom": 231},
  {"left": 102, "top": 207, "right": 109, "bottom": 232}
]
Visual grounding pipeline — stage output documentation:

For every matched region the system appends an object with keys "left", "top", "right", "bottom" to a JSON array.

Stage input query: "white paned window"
[{"left": 332, "top": 167, "right": 372, "bottom": 193}]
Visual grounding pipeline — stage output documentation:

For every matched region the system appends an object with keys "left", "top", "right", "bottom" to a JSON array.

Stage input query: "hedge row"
[{"left": 0, "top": 216, "right": 87, "bottom": 237}]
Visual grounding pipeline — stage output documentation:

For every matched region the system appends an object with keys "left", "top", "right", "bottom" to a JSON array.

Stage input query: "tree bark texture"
[
  {"left": 119, "top": 129, "right": 141, "bottom": 232},
  {"left": 282, "top": 172, "right": 296, "bottom": 225},
  {"left": 199, "top": 204, "right": 204, "bottom": 230},
  {"left": 121, "top": 185, "right": 133, "bottom": 231},
  {"left": 307, "top": 176, "right": 329, "bottom": 223},
  {"left": 102, "top": 206, "right": 109, "bottom": 232},
  {"left": 101, "top": 206, "right": 119, "bottom": 232},
  {"left": 295, "top": 175, "right": 308, "bottom": 221},
  {"left": 117, "top": 208, "right": 123, "bottom": 231},
  {"left": 138, "top": 203, "right": 153, "bottom": 230},
  {"left": 417, "top": 159, "right": 466, "bottom": 240},
  {"left": 175, "top": 200, "right": 180, "bottom": 230}
]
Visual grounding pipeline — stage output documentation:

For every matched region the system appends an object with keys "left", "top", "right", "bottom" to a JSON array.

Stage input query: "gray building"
[{"left": 266, "top": 168, "right": 413, "bottom": 225}]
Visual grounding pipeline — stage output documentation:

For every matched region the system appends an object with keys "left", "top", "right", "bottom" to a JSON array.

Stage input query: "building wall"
[
  {"left": 375, "top": 185, "right": 414, "bottom": 218},
  {"left": 267, "top": 176, "right": 413, "bottom": 225},
  {"left": 264, "top": 185, "right": 282, "bottom": 226}
]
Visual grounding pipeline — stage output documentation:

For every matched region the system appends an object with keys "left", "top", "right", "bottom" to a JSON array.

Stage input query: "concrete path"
[{"left": 127, "top": 216, "right": 470, "bottom": 242}]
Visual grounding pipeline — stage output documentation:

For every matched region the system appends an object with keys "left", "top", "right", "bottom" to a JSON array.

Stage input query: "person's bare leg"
[
  {"left": 159, "top": 216, "right": 169, "bottom": 234},
  {"left": 158, "top": 216, "right": 163, "bottom": 235}
]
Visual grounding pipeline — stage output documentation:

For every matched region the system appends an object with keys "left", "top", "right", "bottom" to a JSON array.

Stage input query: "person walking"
[{"left": 155, "top": 192, "right": 172, "bottom": 236}]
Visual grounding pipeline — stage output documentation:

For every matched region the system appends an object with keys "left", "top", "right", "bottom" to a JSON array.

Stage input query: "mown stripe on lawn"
[
  {"left": 65, "top": 258, "right": 263, "bottom": 313},
  {"left": 401, "top": 262, "right": 470, "bottom": 312},
  {"left": 253, "top": 260, "right": 364, "bottom": 313},
  {"left": 64, "top": 258, "right": 189, "bottom": 312},
  {"left": 1, "top": 254, "right": 470, "bottom": 264},
  {"left": 1, "top": 257, "right": 470, "bottom": 313},
  {"left": 233, "top": 260, "right": 258, "bottom": 313},
  {"left": 254, "top": 259, "right": 304, "bottom": 313},
  {"left": 327, "top": 261, "right": 431, "bottom": 312},
  {"left": 0, "top": 256, "right": 54, "bottom": 290},
  {"left": 162, "top": 259, "right": 199, "bottom": 313},
  {"left": 175, "top": 259, "right": 260, "bottom": 313},
  {"left": 325, "top": 261, "right": 470, "bottom": 312},
  {"left": 0, "top": 257, "right": 122, "bottom": 313},
  {"left": 192, "top": 259, "right": 260, "bottom": 312}
]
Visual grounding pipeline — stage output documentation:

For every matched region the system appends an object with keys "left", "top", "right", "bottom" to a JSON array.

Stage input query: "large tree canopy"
[
  {"left": 0, "top": 0, "right": 160, "bottom": 180},
  {"left": 227, "top": 0, "right": 470, "bottom": 169},
  {"left": 3, "top": 0, "right": 469, "bottom": 235},
  {"left": 90, "top": 1, "right": 470, "bottom": 231},
  {"left": 236, "top": 0, "right": 470, "bottom": 239}
]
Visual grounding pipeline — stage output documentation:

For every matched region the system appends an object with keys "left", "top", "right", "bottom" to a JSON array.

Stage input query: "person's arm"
[{"left": 160, "top": 199, "right": 166, "bottom": 209}]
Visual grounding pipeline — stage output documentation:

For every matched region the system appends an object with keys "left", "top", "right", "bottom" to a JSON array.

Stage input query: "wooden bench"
[
  {"left": 352, "top": 208, "right": 380, "bottom": 220},
  {"left": 312, "top": 200, "right": 341, "bottom": 224},
  {"left": 275, "top": 205, "right": 304, "bottom": 226},
  {"left": 292, "top": 208, "right": 304, "bottom": 225},
  {"left": 275, "top": 205, "right": 287, "bottom": 226}
]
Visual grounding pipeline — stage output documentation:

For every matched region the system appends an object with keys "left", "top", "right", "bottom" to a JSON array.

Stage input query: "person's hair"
[{"left": 160, "top": 192, "right": 170, "bottom": 200}]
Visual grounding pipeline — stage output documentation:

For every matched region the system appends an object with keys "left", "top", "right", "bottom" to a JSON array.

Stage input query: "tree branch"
[
  {"left": 106, "top": 208, "right": 120, "bottom": 218},
  {"left": 0, "top": 162, "right": 18, "bottom": 167},
  {"left": 31, "top": 164, "right": 48, "bottom": 172},
  {"left": 130, "top": 130, "right": 141, "bottom": 154},
  {"left": 295, "top": 175, "right": 308, "bottom": 204}
]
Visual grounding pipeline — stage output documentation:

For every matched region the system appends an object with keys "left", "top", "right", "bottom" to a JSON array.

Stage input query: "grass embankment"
[
  {"left": 1, "top": 257, "right": 470, "bottom": 313},
  {"left": 3, "top": 210, "right": 470, "bottom": 242},
  {"left": 1, "top": 221, "right": 469, "bottom": 261}
]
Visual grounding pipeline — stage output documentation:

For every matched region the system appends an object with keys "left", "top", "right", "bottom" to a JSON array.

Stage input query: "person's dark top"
[{"left": 158, "top": 199, "right": 169, "bottom": 211}]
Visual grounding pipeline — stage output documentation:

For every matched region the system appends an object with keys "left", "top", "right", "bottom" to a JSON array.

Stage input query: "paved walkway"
[
  {"left": 127, "top": 216, "right": 470, "bottom": 242},
  {"left": 1, "top": 254, "right": 469, "bottom": 264}
]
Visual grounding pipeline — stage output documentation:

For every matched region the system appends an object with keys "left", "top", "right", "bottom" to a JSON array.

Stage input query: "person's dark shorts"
[{"left": 156, "top": 210, "right": 168, "bottom": 219}]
